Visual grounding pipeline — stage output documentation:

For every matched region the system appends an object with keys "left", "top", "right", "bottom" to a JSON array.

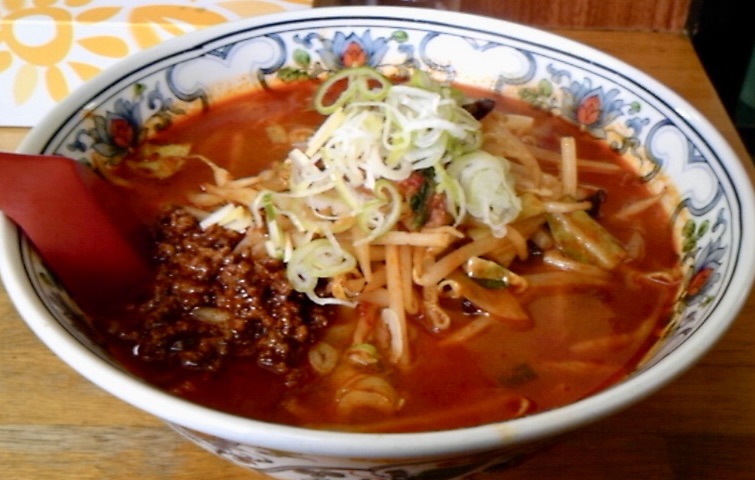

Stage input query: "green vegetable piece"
[
  {"left": 546, "top": 207, "right": 627, "bottom": 270},
  {"left": 463, "top": 256, "right": 512, "bottom": 289},
  {"left": 502, "top": 363, "right": 538, "bottom": 387},
  {"left": 409, "top": 168, "right": 436, "bottom": 230},
  {"left": 516, "top": 192, "right": 546, "bottom": 220},
  {"left": 346, "top": 343, "right": 380, "bottom": 367}
]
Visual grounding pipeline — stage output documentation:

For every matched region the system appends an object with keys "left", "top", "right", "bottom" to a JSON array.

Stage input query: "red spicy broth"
[{"left": 88, "top": 79, "right": 681, "bottom": 433}]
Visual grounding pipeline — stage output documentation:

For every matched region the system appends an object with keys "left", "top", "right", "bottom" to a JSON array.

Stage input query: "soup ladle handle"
[{"left": 0, "top": 152, "right": 152, "bottom": 312}]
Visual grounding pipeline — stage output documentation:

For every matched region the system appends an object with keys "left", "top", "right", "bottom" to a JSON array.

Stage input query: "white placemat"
[{"left": 0, "top": 0, "right": 311, "bottom": 127}]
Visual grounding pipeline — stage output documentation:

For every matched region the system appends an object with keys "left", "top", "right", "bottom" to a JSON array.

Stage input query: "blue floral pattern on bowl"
[{"left": 16, "top": 9, "right": 748, "bottom": 480}]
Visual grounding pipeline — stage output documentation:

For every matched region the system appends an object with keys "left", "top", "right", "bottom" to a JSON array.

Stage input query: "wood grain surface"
[
  {"left": 457, "top": 0, "right": 694, "bottom": 31},
  {"left": 316, "top": 0, "right": 694, "bottom": 31},
  {"left": 1, "top": 8, "right": 754, "bottom": 480}
]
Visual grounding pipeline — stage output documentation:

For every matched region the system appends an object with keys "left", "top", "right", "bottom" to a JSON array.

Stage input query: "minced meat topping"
[{"left": 120, "top": 207, "right": 331, "bottom": 378}]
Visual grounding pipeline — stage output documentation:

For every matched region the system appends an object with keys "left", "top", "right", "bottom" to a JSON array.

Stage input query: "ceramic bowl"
[{"left": 2, "top": 6, "right": 755, "bottom": 480}]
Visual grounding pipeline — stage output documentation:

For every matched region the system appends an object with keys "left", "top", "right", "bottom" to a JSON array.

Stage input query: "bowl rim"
[{"left": 2, "top": 5, "right": 755, "bottom": 459}]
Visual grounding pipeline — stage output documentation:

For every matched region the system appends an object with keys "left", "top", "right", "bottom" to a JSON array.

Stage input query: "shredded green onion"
[
  {"left": 199, "top": 67, "right": 522, "bottom": 305},
  {"left": 313, "top": 66, "right": 392, "bottom": 115},
  {"left": 286, "top": 238, "right": 357, "bottom": 306},
  {"left": 447, "top": 150, "right": 521, "bottom": 237}
]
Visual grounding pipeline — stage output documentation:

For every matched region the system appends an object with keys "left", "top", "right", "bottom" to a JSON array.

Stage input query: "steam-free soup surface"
[{"left": 89, "top": 79, "right": 681, "bottom": 433}]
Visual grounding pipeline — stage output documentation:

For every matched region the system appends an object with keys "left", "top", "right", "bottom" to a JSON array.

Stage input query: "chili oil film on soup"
[{"left": 61, "top": 65, "right": 685, "bottom": 434}]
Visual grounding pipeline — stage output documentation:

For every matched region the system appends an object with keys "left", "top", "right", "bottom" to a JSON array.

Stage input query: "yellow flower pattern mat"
[{"left": 0, "top": 0, "right": 312, "bottom": 127}]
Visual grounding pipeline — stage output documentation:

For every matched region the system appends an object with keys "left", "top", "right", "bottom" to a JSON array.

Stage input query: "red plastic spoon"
[{"left": 0, "top": 152, "right": 152, "bottom": 312}]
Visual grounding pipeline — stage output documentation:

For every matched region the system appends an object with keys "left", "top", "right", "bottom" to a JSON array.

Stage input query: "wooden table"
[{"left": 2, "top": 16, "right": 755, "bottom": 480}]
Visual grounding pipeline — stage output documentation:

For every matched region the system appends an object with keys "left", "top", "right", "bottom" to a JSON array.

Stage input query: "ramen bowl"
[{"left": 2, "top": 6, "right": 754, "bottom": 480}]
